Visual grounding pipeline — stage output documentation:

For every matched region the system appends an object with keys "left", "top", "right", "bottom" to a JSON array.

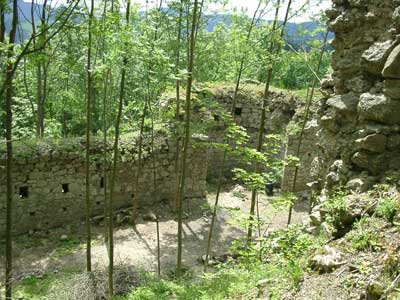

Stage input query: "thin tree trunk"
[
  {"left": 132, "top": 103, "right": 147, "bottom": 225},
  {"left": 150, "top": 113, "right": 161, "bottom": 276},
  {"left": 5, "top": 0, "right": 18, "bottom": 298},
  {"left": 35, "top": 0, "right": 48, "bottom": 138},
  {"left": 22, "top": 57, "right": 36, "bottom": 120},
  {"left": 156, "top": 218, "right": 161, "bottom": 276},
  {"left": 101, "top": 0, "right": 111, "bottom": 252},
  {"left": 61, "top": 76, "right": 69, "bottom": 137},
  {"left": 204, "top": 0, "right": 263, "bottom": 272},
  {"left": 177, "top": 0, "right": 199, "bottom": 275},
  {"left": 39, "top": 63, "right": 48, "bottom": 136},
  {"left": 247, "top": 0, "right": 292, "bottom": 245},
  {"left": 85, "top": 0, "right": 95, "bottom": 273},
  {"left": 108, "top": 1, "right": 130, "bottom": 296},
  {"left": 0, "top": 2, "right": 5, "bottom": 43},
  {"left": 132, "top": 1, "right": 164, "bottom": 224},
  {"left": 174, "top": 0, "right": 184, "bottom": 210},
  {"left": 287, "top": 31, "right": 329, "bottom": 225},
  {"left": 103, "top": 68, "right": 111, "bottom": 252},
  {"left": 36, "top": 64, "right": 43, "bottom": 136}
]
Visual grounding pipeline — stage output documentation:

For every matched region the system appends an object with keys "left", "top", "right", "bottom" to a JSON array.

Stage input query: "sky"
[{"left": 25, "top": 0, "right": 332, "bottom": 23}]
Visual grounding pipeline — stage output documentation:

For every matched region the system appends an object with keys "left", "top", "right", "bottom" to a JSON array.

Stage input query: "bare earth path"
[{"left": 0, "top": 186, "right": 308, "bottom": 281}]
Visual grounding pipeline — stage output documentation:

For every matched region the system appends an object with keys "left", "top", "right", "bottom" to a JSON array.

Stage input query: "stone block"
[
  {"left": 383, "top": 79, "right": 400, "bottom": 99},
  {"left": 382, "top": 44, "right": 400, "bottom": 79},
  {"left": 358, "top": 93, "right": 400, "bottom": 124},
  {"left": 362, "top": 40, "right": 396, "bottom": 75},
  {"left": 355, "top": 133, "right": 387, "bottom": 153}
]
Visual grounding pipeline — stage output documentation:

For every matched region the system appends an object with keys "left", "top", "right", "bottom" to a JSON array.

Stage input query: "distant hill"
[
  {"left": 6, "top": 0, "right": 331, "bottom": 46},
  {"left": 203, "top": 14, "right": 331, "bottom": 48},
  {"left": 4, "top": 0, "right": 43, "bottom": 41}
]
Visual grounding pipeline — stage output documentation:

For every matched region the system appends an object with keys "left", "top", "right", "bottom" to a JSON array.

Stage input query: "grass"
[
  {"left": 121, "top": 268, "right": 260, "bottom": 300},
  {"left": 121, "top": 261, "right": 296, "bottom": 300},
  {"left": 13, "top": 271, "right": 79, "bottom": 300}
]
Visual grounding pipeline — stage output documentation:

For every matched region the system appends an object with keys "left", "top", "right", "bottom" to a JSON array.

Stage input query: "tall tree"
[
  {"left": 108, "top": 0, "right": 131, "bottom": 296},
  {"left": 174, "top": 0, "right": 184, "bottom": 209},
  {"left": 85, "top": 0, "right": 95, "bottom": 272},
  {"left": 177, "top": 0, "right": 199, "bottom": 275},
  {"left": 4, "top": 0, "right": 18, "bottom": 297},
  {"left": 32, "top": 0, "right": 50, "bottom": 137},
  {"left": 204, "top": 0, "right": 264, "bottom": 271},
  {"left": 132, "top": 0, "right": 163, "bottom": 225},
  {"left": 0, "top": 1, "right": 5, "bottom": 44},
  {"left": 247, "top": 0, "right": 292, "bottom": 244}
]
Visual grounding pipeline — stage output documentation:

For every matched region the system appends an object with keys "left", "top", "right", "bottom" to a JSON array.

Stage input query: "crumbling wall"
[
  {"left": 312, "top": 0, "right": 400, "bottom": 193},
  {"left": 205, "top": 84, "right": 298, "bottom": 180},
  {"left": 0, "top": 136, "right": 207, "bottom": 235},
  {"left": 281, "top": 120, "right": 319, "bottom": 192}
]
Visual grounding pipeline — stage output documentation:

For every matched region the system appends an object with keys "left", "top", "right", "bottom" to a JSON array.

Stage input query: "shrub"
[
  {"left": 346, "top": 217, "right": 381, "bottom": 252},
  {"left": 376, "top": 196, "right": 399, "bottom": 224}
]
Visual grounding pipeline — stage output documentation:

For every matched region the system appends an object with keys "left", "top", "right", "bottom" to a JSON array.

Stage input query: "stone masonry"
[
  {"left": 0, "top": 135, "right": 207, "bottom": 236},
  {"left": 311, "top": 0, "right": 400, "bottom": 193},
  {"left": 281, "top": 120, "right": 319, "bottom": 193},
  {"left": 204, "top": 84, "right": 299, "bottom": 180}
]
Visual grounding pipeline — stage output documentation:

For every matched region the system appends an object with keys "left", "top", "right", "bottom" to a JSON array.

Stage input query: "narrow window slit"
[
  {"left": 62, "top": 183, "right": 69, "bottom": 193},
  {"left": 19, "top": 186, "right": 29, "bottom": 198},
  {"left": 234, "top": 107, "right": 242, "bottom": 116}
]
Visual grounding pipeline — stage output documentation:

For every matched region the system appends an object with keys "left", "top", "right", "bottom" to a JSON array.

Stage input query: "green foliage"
[
  {"left": 0, "top": 1, "right": 330, "bottom": 139},
  {"left": 15, "top": 273, "right": 76, "bottom": 300},
  {"left": 262, "top": 225, "right": 316, "bottom": 262},
  {"left": 322, "top": 189, "right": 347, "bottom": 229},
  {"left": 376, "top": 196, "right": 399, "bottom": 224},
  {"left": 232, "top": 134, "right": 285, "bottom": 191},
  {"left": 346, "top": 217, "right": 381, "bottom": 252}
]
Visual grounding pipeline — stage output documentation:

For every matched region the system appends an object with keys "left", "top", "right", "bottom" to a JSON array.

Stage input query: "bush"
[
  {"left": 376, "top": 196, "right": 399, "bottom": 224},
  {"left": 346, "top": 217, "right": 381, "bottom": 252}
]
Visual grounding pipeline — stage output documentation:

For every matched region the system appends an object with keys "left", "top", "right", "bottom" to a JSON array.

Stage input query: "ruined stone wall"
[
  {"left": 312, "top": 0, "right": 400, "bottom": 192},
  {"left": 281, "top": 121, "right": 319, "bottom": 192},
  {"left": 205, "top": 84, "right": 298, "bottom": 180},
  {"left": 0, "top": 136, "right": 207, "bottom": 235}
]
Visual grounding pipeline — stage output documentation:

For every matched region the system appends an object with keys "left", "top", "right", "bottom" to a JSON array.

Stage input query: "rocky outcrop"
[{"left": 313, "top": 0, "right": 400, "bottom": 192}]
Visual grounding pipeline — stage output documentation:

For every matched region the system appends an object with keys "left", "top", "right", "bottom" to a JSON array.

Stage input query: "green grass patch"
[{"left": 14, "top": 271, "right": 78, "bottom": 300}]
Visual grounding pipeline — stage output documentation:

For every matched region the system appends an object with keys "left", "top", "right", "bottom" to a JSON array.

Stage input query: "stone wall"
[
  {"left": 0, "top": 136, "right": 207, "bottom": 235},
  {"left": 281, "top": 120, "right": 319, "bottom": 192},
  {"left": 311, "top": 0, "right": 400, "bottom": 193},
  {"left": 204, "top": 84, "right": 298, "bottom": 180}
]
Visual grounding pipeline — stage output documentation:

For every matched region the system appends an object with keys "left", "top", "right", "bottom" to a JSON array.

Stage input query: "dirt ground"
[{"left": 0, "top": 185, "right": 309, "bottom": 281}]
